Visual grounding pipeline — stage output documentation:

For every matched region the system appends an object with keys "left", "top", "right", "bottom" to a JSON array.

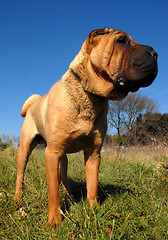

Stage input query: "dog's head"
[{"left": 69, "top": 27, "right": 158, "bottom": 100}]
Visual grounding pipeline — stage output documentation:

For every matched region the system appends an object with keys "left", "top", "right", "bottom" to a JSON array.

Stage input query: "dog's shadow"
[{"left": 62, "top": 178, "right": 132, "bottom": 211}]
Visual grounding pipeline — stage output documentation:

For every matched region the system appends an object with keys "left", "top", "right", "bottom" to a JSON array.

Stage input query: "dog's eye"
[{"left": 117, "top": 37, "right": 130, "bottom": 45}]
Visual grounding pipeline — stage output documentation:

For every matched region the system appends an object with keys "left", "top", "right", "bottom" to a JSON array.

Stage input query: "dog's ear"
[
  {"left": 69, "top": 28, "right": 114, "bottom": 81},
  {"left": 85, "top": 27, "right": 114, "bottom": 54},
  {"left": 69, "top": 28, "right": 113, "bottom": 74}
]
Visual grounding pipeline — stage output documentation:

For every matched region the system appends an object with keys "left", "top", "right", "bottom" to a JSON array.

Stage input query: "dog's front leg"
[
  {"left": 45, "top": 146, "right": 62, "bottom": 229},
  {"left": 84, "top": 150, "right": 101, "bottom": 208}
]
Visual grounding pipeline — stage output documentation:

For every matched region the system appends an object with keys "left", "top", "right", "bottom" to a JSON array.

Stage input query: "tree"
[
  {"left": 108, "top": 92, "right": 158, "bottom": 144},
  {"left": 136, "top": 113, "right": 168, "bottom": 143},
  {"left": 107, "top": 100, "right": 125, "bottom": 140},
  {"left": 0, "top": 134, "right": 20, "bottom": 148}
]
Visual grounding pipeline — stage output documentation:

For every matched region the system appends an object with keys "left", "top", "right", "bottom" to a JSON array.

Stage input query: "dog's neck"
[
  {"left": 61, "top": 69, "right": 108, "bottom": 121},
  {"left": 64, "top": 69, "right": 107, "bottom": 101}
]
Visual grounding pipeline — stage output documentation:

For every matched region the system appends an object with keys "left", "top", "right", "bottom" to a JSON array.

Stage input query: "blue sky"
[{"left": 0, "top": 0, "right": 168, "bottom": 138}]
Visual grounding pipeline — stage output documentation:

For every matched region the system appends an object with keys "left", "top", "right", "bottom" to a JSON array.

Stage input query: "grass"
[{"left": 0, "top": 145, "right": 168, "bottom": 239}]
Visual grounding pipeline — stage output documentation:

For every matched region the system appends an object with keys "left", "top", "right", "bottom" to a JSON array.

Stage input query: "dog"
[{"left": 15, "top": 27, "right": 158, "bottom": 228}]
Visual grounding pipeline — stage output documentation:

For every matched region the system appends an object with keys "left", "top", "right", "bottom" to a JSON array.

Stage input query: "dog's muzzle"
[{"left": 117, "top": 46, "right": 158, "bottom": 93}]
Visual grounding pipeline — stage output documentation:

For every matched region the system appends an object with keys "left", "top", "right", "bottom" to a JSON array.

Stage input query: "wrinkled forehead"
[
  {"left": 112, "top": 29, "right": 131, "bottom": 37},
  {"left": 109, "top": 29, "right": 134, "bottom": 42}
]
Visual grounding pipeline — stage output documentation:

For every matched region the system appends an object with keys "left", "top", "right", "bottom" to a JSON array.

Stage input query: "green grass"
[{"left": 0, "top": 145, "right": 168, "bottom": 239}]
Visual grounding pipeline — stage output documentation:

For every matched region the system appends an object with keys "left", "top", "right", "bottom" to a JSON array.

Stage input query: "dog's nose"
[{"left": 151, "top": 50, "right": 158, "bottom": 60}]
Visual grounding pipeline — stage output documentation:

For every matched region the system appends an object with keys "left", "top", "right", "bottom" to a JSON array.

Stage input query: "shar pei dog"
[{"left": 15, "top": 27, "right": 158, "bottom": 228}]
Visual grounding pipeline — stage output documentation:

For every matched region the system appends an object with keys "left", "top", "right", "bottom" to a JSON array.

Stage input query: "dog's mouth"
[
  {"left": 117, "top": 77, "right": 140, "bottom": 92},
  {"left": 117, "top": 68, "right": 158, "bottom": 93}
]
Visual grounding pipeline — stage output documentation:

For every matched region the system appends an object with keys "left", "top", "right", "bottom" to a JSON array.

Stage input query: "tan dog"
[{"left": 15, "top": 27, "right": 158, "bottom": 228}]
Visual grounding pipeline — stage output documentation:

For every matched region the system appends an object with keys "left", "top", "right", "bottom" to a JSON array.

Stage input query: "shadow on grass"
[{"left": 64, "top": 178, "right": 133, "bottom": 206}]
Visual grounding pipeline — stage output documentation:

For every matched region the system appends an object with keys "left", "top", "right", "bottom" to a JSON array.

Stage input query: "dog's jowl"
[{"left": 15, "top": 27, "right": 158, "bottom": 229}]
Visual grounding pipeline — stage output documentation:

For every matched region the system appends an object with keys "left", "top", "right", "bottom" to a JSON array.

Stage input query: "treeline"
[
  {"left": 107, "top": 93, "right": 168, "bottom": 146},
  {"left": 0, "top": 135, "right": 19, "bottom": 150}
]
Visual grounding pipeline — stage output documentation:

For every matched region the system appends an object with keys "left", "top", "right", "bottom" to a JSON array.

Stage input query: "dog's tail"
[{"left": 21, "top": 94, "right": 42, "bottom": 117}]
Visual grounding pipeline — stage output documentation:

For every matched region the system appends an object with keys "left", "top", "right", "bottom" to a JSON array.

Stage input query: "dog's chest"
[
  {"left": 68, "top": 110, "right": 95, "bottom": 138},
  {"left": 66, "top": 123, "right": 99, "bottom": 153},
  {"left": 65, "top": 107, "right": 105, "bottom": 153}
]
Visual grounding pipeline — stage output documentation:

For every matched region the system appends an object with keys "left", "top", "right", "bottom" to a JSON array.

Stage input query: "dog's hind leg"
[
  {"left": 59, "top": 154, "right": 73, "bottom": 200},
  {"left": 15, "top": 118, "right": 38, "bottom": 201}
]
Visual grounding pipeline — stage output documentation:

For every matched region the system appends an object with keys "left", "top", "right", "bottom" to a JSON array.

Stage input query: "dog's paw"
[
  {"left": 14, "top": 193, "right": 22, "bottom": 203},
  {"left": 45, "top": 220, "right": 62, "bottom": 230}
]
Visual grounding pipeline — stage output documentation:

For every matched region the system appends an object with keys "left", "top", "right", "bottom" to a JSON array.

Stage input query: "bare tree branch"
[{"left": 108, "top": 92, "right": 158, "bottom": 141}]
